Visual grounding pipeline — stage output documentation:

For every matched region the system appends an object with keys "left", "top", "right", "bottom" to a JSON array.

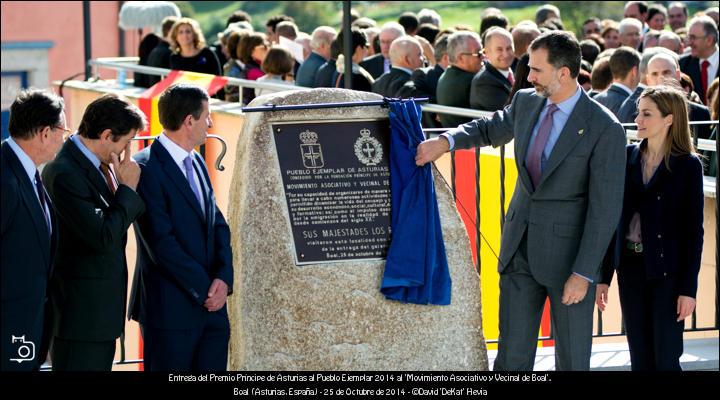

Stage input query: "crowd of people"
[{"left": 1, "top": 2, "right": 717, "bottom": 373}]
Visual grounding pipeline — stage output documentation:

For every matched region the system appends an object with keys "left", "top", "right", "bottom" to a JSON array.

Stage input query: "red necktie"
[
  {"left": 100, "top": 163, "right": 117, "bottom": 194},
  {"left": 507, "top": 72, "right": 514, "bottom": 86},
  {"left": 700, "top": 60, "right": 710, "bottom": 102}
]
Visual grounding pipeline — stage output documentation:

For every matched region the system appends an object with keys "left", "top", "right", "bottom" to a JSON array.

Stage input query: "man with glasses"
[
  {"left": 1, "top": 89, "right": 65, "bottom": 371},
  {"left": 680, "top": 16, "right": 719, "bottom": 104},
  {"left": 470, "top": 27, "right": 515, "bottom": 112},
  {"left": 371, "top": 36, "right": 424, "bottom": 97},
  {"left": 436, "top": 31, "right": 483, "bottom": 127},
  {"left": 42, "top": 94, "right": 146, "bottom": 371},
  {"left": 360, "top": 22, "right": 406, "bottom": 79}
]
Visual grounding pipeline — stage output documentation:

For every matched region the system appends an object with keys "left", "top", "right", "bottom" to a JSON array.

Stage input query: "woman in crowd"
[
  {"left": 223, "top": 29, "right": 250, "bottom": 102},
  {"left": 255, "top": 46, "right": 296, "bottom": 97},
  {"left": 601, "top": 23, "right": 620, "bottom": 49},
  {"left": 169, "top": 18, "right": 222, "bottom": 77},
  {"left": 238, "top": 32, "right": 269, "bottom": 105},
  {"left": 647, "top": 4, "right": 668, "bottom": 31},
  {"left": 334, "top": 27, "right": 374, "bottom": 92},
  {"left": 596, "top": 85, "right": 704, "bottom": 371}
]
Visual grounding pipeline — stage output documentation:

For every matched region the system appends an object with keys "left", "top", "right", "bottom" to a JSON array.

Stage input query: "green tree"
[{"left": 282, "top": 1, "right": 338, "bottom": 32}]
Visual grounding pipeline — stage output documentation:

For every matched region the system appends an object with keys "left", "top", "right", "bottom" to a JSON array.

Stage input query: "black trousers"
[
  {"left": 51, "top": 336, "right": 116, "bottom": 371},
  {"left": 141, "top": 310, "right": 230, "bottom": 372},
  {"left": 617, "top": 250, "right": 684, "bottom": 371}
]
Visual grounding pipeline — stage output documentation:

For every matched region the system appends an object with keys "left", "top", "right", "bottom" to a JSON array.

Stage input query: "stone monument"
[{"left": 227, "top": 88, "right": 487, "bottom": 370}]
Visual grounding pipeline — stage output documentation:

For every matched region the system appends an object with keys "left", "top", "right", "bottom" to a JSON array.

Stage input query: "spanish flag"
[{"left": 137, "top": 70, "right": 228, "bottom": 139}]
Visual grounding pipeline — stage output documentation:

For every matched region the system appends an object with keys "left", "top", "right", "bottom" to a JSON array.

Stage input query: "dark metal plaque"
[{"left": 272, "top": 119, "right": 392, "bottom": 265}]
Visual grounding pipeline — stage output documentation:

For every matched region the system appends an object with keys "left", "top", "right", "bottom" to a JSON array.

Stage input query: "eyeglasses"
[
  {"left": 460, "top": 51, "right": 483, "bottom": 58},
  {"left": 53, "top": 126, "right": 72, "bottom": 139},
  {"left": 687, "top": 35, "right": 707, "bottom": 42}
]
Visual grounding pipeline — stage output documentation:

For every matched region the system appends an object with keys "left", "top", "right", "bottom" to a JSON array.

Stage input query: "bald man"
[
  {"left": 620, "top": 54, "right": 712, "bottom": 139},
  {"left": 470, "top": 27, "right": 515, "bottom": 111},
  {"left": 361, "top": 22, "right": 406, "bottom": 79},
  {"left": 371, "top": 37, "right": 424, "bottom": 97}
]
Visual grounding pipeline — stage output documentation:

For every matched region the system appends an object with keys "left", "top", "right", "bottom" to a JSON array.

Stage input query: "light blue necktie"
[{"left": 183, "top": 155, "right": 204, "bottom": 212}]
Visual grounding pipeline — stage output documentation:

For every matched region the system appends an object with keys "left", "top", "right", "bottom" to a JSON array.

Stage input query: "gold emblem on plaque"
[
  {"left": 299, "top": 130, "right": 324, "bottom": 168},
  {"left": 354, "top": 128, "right": 383, "bottom": 166}
]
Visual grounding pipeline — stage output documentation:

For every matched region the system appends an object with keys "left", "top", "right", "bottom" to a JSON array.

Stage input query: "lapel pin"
[{"left": 577, "top": 129, "right": 584, "bottom": 136}]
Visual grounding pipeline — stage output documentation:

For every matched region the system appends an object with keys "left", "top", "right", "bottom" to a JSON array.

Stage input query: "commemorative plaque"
[{"left": 272, "top": 119, "right": 392, "bottom": 265}]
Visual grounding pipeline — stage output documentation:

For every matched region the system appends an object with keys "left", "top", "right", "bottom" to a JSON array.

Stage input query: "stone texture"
[{"left": 227, "top": 88, "right": 487, "bottom": 370}]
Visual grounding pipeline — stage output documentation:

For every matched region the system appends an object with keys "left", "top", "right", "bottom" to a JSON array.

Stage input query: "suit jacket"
[
  {"left": 41, "top": 139, "right": 145, "bottom": 342},
  {"left": 360, "top": 54, "right": 386, "bottom": 79},
  {"left": 130, "top": 140, "right": 233, "bottom": 330},
  {"left": 1, "top": 141, "right": 57, "bottom": 370},
  {"left": 679, "top": 53, "right": 719, "bottom": 104},
  {"left": 617, "top": 85, "right": 713, "bottom": 139},
  {"left": 593, "top": 83, "right": 631, "bottom": 116},
  {"left": 449, "top": 88, "right": 627, "bottom": 287},
  {"left": 601, "top": 144, "right": 704, "bottom": 298},
  {"left": 296, "top": 52, "right": 327, "bottom": 88},
  {"left": 437, "top": 65, "right": 476, "bottom": 128},
  {"left": 371, "top": 67, "right": 412, "bottom": 97},
  {"left": 314, "top": 59, "right": 337, "bottom": 88},
  {"left": 469, "top": 61, "right": 512, "bottom": 111},
  {"left": 397, "top": 64, "right": 445, "bottom": 128}
]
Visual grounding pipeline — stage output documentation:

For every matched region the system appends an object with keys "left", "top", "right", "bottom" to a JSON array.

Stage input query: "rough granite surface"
[{"left": 227, "top": 88, "right": 487, "bottom": 370}]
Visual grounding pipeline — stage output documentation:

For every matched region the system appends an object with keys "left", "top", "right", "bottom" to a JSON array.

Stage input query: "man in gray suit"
[
  {"left": 416, "top": 31, "right": 626, "bottom": 371},
  {"left": 593, "top": 46, "right": 640, "bottom": 116}
]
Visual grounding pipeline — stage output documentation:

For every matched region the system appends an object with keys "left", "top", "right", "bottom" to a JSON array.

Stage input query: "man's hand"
[
  {"left": 110, "top": 142, "right": 141, "bottom": 191},
  {"left": 595, "top": 283, "right": 609, "bottom": 312},
  {"left": 415, "top": 136, "right": 450, "bottom": 166},
  {"left": 677, "top": 295, "right": 696, "bottom": 321},
  {"left": 204, "top": 278, "right": 229, "bottom": 312},
  {"left": 562, "top": 274, "right": 590, "bottom": 306}
]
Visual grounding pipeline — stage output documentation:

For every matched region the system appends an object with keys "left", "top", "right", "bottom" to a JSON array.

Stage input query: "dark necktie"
[
  {"left": 526, "top": 103, "right": 559, "bottom": 189},
  {"left": 34, "top": 170, "right": 51, "bottom": 236},
  {"left": 100, "top": 163, "right": 117, "bottom": 194},
  {"left": 700, "top": 60, "right": 710, "bottom": 102},
  {"left": 183, "top": 156, "right": 204, "bottom": 212}
]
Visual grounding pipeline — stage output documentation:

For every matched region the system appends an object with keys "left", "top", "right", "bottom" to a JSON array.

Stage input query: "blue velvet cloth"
[{"left": 380, "top": 99, "right": 452, "bottom": 305}]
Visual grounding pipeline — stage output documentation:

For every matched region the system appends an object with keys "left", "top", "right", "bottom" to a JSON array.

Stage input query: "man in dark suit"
[
  {"left": 1, "top": 90, "right": 65, "bottom": 371},
  {"left": 397, "top": 34, "right": 451, "bottom": 128},
  {"left": 679, "top": 16, "right": 719, "bottom": 104},
  {"left": 594, "top": 46, "right": 641, "bottom": 116},
  {"left": 417, "top": 32, "right": 626, "bottom": 371},
  {"left": 131, "top": 84, "right": 233, "bottom": 372},
  {"left": 619, "top": 53, "right": 713, "bottom": 139},
  {"left": 372, "top": 37, "right": 424, "bottom": 97},
  {"left": 360, "top": 22, "right": 405, "bottom": 79},
  {"left": 42, "top": 94, "right": 146, "bottom": 371},
  {"left": 470, "top": 27, "right": 515, "bottom": 111},
  {"left": 437, "top": 31, "right": 485, "bottom": 127},
  {"left": 296, "top": 26, "right": 337, "bottom": 88}
]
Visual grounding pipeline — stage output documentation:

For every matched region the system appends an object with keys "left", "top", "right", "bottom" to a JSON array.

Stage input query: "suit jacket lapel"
[
  {"left": 64, "top": 139, "right": 113, "bottom": 205},
  {"left": 2, "top": 143, "right": 51, "bottom": 265},
  {"left": 515, "top": 94, "right": 545, "bottom": 192},
  {"left": 485, "top": 62, "right": 511, "bottom": 90},
  {"left": 151, "top": 141, "right": 205, "bottom": 221},
  {"left": 538, "top": 92, "right": 589, "bottom": 187}
]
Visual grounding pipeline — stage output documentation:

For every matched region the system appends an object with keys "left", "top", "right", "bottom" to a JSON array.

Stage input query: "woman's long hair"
[
  {"left": 638, "top": 85, "right": 696, "bottom": 170},
  {"left": 169, "top": 18, "right": 206, "bottom": 53}
]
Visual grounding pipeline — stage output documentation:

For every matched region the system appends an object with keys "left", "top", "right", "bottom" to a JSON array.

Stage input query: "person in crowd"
[
  {"left": 131, "top": 84, "right": 233, "bottom": 372},
  {"left": 398, "top": 11, "right": 419, "bottom": 36},
  {"left": 1, "top": 89, "right": 66, "bottom": 371},
  {"left": 588, "top": 54, "right": 613, "bottom": 97},
  {"left": 265, "top": 15, "right": 294, "bottom": 44},
  {"left": 416, "top": 23, "right": 440, "bottom": 46},
  {"left": 679, "top": 16, "right": 719, "bottom": 104},
  {"left": 416, "top": 31, "right": 626, "bottom": 371},
  {"left": 511, "top": 23, "right": 541, "bottom": 71},
  {"left": 146, "top": 16, "right": 180, "bottom": 88},
  {"left": 601, "top": 23, "right": 621, "bottom": 49},
  {"left": 705, "top": 7, "right": 719, "bottom": 26},
  {"left": 643, "top": 30, "right": 662, "bottom": 50},
  {"left": 360, "top": 22, "right": 405, "bottom": 79},
  {"left": 624, "top": 1, "right": 649, "bottom": 27},
  {"left": 255, "top": 46, "right": 296, "bottom": 97},
  {"left": 135, "top": 32, "right": 161, "bottom": 88},
  {"left": 617, "top": 46, "right": 677, "bottom": 121},
  {"left": 647, "top": 4, "right": 668, "bottom": 31},
  {"left": 334, "top": 28, "right": 375, "bottom": 92},
  {"left": 535, "top": 4, "right": 560, "bottom": 26},
  {"left": 667, "top": 2, "right": 688, "bottom": 32},
  {"left": 480, "top": 13, "right": 509, "bottom": 37},
  {"left": 679, "top": 73, "right": 703, "bottom": 105},
  {"left": 658, "top": 31, "right": 684, "bottom": 54},
  {"left": 418, "top": 8, "right": 442, "bottom": 28},
  {"left": 223, "top": 28, "right": 252, "bottom": 102},
  {"left": 315, "top": 38, "right": 342, "bottom": 88},
  {"left": 372, "top": 37, "right": 424, "bottom": 97},
  {"left": 582, "top": 18, "right": 602, "bottom": 39},
  {"left": 505, "top": 53, "right": 534, "bottom": 106},
  {"left": 169, "top": 18, "right": 222, "bottom": 77},
  {"left": 594, "top": 46, "right": 641, "bottom": 115},
  {"left": 619, "top": 18, "right": 643, "bottom": 50},
  {"left": 296, "top": 26, "right": 337, "bottom": 88},
  {"left": 470, "top": 27, "right": 515, "bottom": 111},
  {"left": 578, "top": 69, "right": 592, "bottom": 92},
  {"left": 42, "top": 94, "right": 146, "bottom": 371},
  {"left": 238, "top": 32, "right": 269, "bottom": 106},
  {"left": 580, "top": 39, "right": 601, "bottom": 65},
  {"left": 597, "top": 85, "right": 704, "bottom": 371},
  {"left": 436, "top": 31, "right": 483, "bottom": 127}
]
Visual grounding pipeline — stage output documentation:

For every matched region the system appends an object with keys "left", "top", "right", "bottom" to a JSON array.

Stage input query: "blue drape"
[{"left": 380, "top": 99, "right": 451, "bottom": 305}]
